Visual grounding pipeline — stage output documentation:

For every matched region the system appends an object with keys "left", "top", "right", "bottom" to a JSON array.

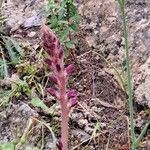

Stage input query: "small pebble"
[
  {"left": 27, "top": 31, "right": 36, "bottom": 37},
  {"left": 100, "top": 122, "right": 106, "bottom": 128},
  {"left": 78, "top": 119, "right": 88, "bottom": 128},
  {"left": 95, "top": 55, "right": 100, "bottom": 60}
]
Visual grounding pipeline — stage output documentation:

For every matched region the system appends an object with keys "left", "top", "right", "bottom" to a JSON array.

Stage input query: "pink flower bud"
[
  {"left": 47, "top": 88, "right": 57, "bottom": 97},
  {"left": 41, "top": 25, "right": 56, "bottom": 43},
  {"left": 65, "top": 64, "right": 74, "bottom": 75},
  {"left": 49, "top": 75, "right": 58, "bottom": 84},
  {"left": 41, "top": 25, "right": 62, "bottom": 57},
  {"left": 67, "top": 89, "right": 77, "bottom": 98},
  {"left": 58, "top": 49, "right": 64, "bottom": 59},
  {"left": 69, "top": 97, "right": 78, "bottom": 108},
  {"left": 56, "top": 64, "right": 61, "bottom": 72},
  {"left": 53, "top": 58, "right": 59, "bottom": 65},
  {"left": 57, "top": 40, "right": 61, "bottom": 50},
  {"left": 56, "top": 139, "right": 63, "bottom": 150},
  {"left": 45, "top": 59, "right": 52, "bottom": 67}
]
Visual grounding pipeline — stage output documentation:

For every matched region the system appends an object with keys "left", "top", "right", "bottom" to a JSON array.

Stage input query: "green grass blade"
[
  {"left": 2, "top": 36, "right": 18, "bottom": 63},
  {"left": 118, "top": 0, "right": 125, "bottom": 8},
  {"left": 133, "top": 120, "right": 150, "bottom": 148},
  {"left": 10, "top": 38, "right": 24, "bottom": 56},
  {"left": 0, "top": 58, "right": 8, "bottom": 78},
  {"left": 118, "top": 0, "right": 136, "bottom": 147},
  {"left": 0, "top": 46, "right": 9, "bottom": 78},
  {"left": 31, "top": 97, "right": 53, "bottom": 114}
]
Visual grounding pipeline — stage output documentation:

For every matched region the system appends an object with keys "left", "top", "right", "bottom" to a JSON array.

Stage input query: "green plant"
[
  {"left": 0, "top": 118, "right": 56, "bottom": 150},
  {"left": 31, "top": 96, "right": 56, "bottom": 114},
  {"left": 13, "top": 79, "right": 31, "bottom": 97},
  {"left": 0, "top": 89, "right": 14, "bottom": 107},
  {"left": 118, "top": 0, "right": 150, "bottom": 149},
  {"left": 0, "top": 76, "right": 31, "bottom": 107},
  {"left": 0, "top": 53, "right": 48, "bottom": 107},
  {"left": 0, "top": 36, "right": 24, "bottom": 79},
  {"left": 0, "top": 143, "right": 15, "bottom": 150},
  {"left": 47, "top": 0, "right": 80, "bottom": 56}
]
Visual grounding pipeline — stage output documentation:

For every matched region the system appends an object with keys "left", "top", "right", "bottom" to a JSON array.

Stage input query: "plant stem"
[
  {"left": 60, "top": 77, "right": 68, "bottom": 150},
  {"left": 61, "top": 102, "right": 68, "bottom": 150},
  {"left": 119, "top": 1, "right": 136, "bottom": 147}
]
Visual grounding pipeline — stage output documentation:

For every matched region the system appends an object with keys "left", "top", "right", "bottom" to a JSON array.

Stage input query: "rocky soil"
[{"left": 0, "top": 0, "right": 150, "bottom": 149}]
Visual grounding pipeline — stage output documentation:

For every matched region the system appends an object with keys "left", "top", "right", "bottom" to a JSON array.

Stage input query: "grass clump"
[{"left": 118, "top": 0, "right": 150, "bottom": 149}]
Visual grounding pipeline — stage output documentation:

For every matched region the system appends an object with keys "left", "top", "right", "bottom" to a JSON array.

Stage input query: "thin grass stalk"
[
  {"left": 133, "top": 120, "right": 150, "bottom": 149},
  {"left": 118, "top": 0, "right": 136, "bottom": 147}
]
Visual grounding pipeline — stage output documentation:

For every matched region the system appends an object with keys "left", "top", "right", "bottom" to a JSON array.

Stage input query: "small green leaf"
[
  {"left": 31, "top": 97, "right": 54, "bottom": 114},
  {"left": 118, "top": 0, "right": 125, "bottom": 9},
  {"left": 58, "top": 20, "right": 68, "bottom": 25},
  {"left": 69, "top": 23, "right": 77, "bottom": 31},
  {"left": 64, "top": 47, "right": 69, "bottom": 58},
  {"left": 68, "top": 4, "right": 78, "bottom": 18},
  {"left": 65, "top": 41, "right": 75, "bottom": 49},
  {"left": 48, "top": 2, "right": 60, "bottom": 10},
  {"left": 60, "top": 29, "right": 70, "bottom": 41},
  {"left": 0, "top": 143, "right": 15, "bottom": 150},
  {"left": 2, "top": 36, "right": 23, "bottom": 65},
  {"left": 2, "top": 37, "right": 17, "bottom": 63},
  {"left": 10, "top": 38, "right": 24, "bottom": 56},
  {"left": 0, "top": 57, "right": 9, "bottom": 79},
  {"left": 118, "top": 0, "right": 125, "bottom": 4},
  {"left": 50, "top": 15, "right": 58, "bottom": 28},
  {"left": 4, "top": 36, "right": 23, "bottom": 57},
  {"left": 71, "top": 14, "right": 80, "bottom": 24},
  {"left": 0, "top": 90, "right": 12, "bottom": 106}
]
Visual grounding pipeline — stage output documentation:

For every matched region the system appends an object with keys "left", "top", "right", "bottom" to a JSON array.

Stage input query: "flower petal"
[
  {"left": 49, "top": 75, "right": 58, "bottom": 84},
  {"left": 65, "top": 64, "right": 74, "bottom": 75},
  {"left": 47, "top": 87, "right": 57, "bottom": 97},
  {"left": 45, "top": 59, "right": 52, "bottom": 67},
  {"left": 69, "top": 97, "right": 78, "bottom": 108},
  {"left": 67, "top": 89, "right": 77, "bottom": 98},
  {"left": 56, "top": 139, "right": 63, "bottom": 150}
]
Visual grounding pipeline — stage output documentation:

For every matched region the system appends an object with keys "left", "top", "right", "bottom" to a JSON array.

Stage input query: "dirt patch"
[{"left": 69, "top": 50, "right": 128, "bottom": 149}]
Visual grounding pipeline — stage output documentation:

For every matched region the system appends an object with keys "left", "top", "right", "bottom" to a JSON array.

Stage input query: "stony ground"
[{"left": 0, "top": 0, "right": 150, "bottom": 150}]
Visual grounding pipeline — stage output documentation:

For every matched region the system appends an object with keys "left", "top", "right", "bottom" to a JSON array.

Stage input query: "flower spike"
[{"left": 41, "top": 25, "right": 77, "bottom": 150}]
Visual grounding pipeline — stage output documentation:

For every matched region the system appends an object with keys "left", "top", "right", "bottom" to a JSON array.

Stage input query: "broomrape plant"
[{"left": 41, "top": 24, "right": 77, "bottom": 150}]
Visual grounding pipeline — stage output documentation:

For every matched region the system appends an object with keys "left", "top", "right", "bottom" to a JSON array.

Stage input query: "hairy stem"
[
  {"left": 61, "top": 101, "right": 68, "bottom": 150},
  {"left": 60, "top": 77, "right": 68, "bottom": 150}
]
